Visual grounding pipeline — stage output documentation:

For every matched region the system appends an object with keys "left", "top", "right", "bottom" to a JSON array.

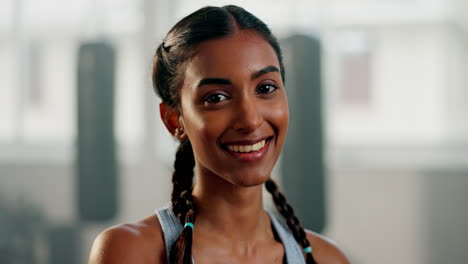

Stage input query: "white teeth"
[
  {"left": 226, "top": 140, "right": 267, "bottom": 153},
  {"left": 252, "top": 142, "right": 260, "bottom": 151}
]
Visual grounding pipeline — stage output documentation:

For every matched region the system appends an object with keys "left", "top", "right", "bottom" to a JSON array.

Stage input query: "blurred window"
[
  {"left": 27, "top": 41, "right": 43, "bottom": 106},
  {"left": 0, "top": 0, "right": 145, "bottom": 160},
  {"left": 0, "top": 0, "right": 13, "bottom": 32},
  {"left": 336, "top": 31, "right": 372, "bottom": 106}
]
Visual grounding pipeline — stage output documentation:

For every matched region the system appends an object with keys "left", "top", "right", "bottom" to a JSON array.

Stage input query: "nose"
[{"left": 231, "top": 95, "right": 263, "bottom": 133}]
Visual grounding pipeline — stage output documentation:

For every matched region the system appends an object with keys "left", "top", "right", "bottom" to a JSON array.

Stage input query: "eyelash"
[
  {"left": 203, "top": 83, "right": 279, "bottom": 104},
  {"left": 256, "top": 83, "right": 278, "bottom": 95},
  {"left": 204, "top": 93, "right": 230, "bottom": 104}
]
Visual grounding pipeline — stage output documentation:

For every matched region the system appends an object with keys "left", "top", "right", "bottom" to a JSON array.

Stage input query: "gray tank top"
[{"left": 155, "top": 203, "right": 305, "bottom": 264}]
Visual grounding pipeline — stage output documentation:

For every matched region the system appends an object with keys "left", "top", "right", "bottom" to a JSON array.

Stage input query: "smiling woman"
[
  {"left": 88, "top": 5, "right": 349, "bottom": 264},
  {"left": 177, "top": 30, "right": 287, "bottom": 187}
]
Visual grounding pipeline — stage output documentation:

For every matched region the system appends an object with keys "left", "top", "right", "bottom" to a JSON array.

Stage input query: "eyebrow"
[
  {"left": 197, "top": 78, "right": 231, "bottom": 87},
  {"left": 251, "top": 65, "right": 280, "bottom": 80},
  {"left": 196, "top": 65, "right": 280, "bottom": 88}
]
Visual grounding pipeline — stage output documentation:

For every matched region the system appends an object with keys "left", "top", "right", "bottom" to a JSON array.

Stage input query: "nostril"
[
  {"left": 230, "top": 99, "right": 264, "bottom": 132},
  {"left": 232, "top": 114, "right": 263, "bottom": 132}
]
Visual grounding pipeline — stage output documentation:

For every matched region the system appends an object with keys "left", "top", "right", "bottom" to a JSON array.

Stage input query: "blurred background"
[{"left": 1, "top": 0, "right": 467, "bottom": 263}]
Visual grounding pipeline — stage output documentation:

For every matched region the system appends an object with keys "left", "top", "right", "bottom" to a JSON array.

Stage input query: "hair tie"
[
  {"left": 304, "top": 246, "right": 312, "bottom": 254},
  {"left": 184, "top": 222, "right": 194, "bottom": 230}
]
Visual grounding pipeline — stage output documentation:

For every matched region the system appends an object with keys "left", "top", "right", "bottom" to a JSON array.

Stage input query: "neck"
[{"left": 192, "top": 169, "right": 272, "bottom": 242}]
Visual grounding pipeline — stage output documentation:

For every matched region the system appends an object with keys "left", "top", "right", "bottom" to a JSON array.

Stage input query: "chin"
[{"left": 230, "top": 172, "right": 271, "bottom": 187}]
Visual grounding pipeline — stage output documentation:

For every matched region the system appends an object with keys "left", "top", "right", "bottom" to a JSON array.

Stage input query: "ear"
[{"left": 160, "top": 103, "right": 186, "bottom": 139}]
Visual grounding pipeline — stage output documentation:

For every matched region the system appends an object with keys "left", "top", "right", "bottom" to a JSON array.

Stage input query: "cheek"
[
  {"left": 182, "top": 109, "right": 225, "bottom": 152},
  {"left": 268, "top": 94, "right": 289, "bottom": 137}
]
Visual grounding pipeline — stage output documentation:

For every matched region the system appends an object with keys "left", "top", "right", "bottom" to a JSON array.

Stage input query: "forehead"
[{"left": 184, "top": 31, "right": 280, "bottom": 81}]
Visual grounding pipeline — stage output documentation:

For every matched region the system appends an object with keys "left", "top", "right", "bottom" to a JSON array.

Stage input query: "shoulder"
[
  {"left": 305, "top": 230, "right": 350, "bottom": 264},
  {"left": 88, "top": 215, "right": 167, "bottom": 264}
]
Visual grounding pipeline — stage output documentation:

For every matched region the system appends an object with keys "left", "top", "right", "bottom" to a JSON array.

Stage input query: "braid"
[
  {"left": 169, "top": 139, "right": 196, "bottom": 264},
  {"left": 265, "top": 179, "right": 317, "bottom": 264}
]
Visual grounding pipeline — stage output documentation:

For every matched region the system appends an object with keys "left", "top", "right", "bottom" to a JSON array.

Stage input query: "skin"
[{"left": 88, "top": 30, "right": 350, "bottom": 264}]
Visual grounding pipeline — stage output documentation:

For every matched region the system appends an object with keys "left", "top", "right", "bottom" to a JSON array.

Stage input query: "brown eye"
[
  {"left": 204, "top": 93, "right": 230, "bottom": 104},
  {"left": 256, "top": 84, "right": 278, "bottom": 95}
]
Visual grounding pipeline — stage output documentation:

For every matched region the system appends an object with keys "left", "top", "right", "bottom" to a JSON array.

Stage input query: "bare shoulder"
[
  {"left": 88, "top": 215, "right": 166, "bottom": 264},
  {"left": 305, "top": 230, "right": 350, "bottom": 264}
]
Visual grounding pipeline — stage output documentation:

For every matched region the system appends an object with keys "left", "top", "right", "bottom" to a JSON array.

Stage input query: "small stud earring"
[{"left": 174, "top": 128, "right": 184, "bottom": 139}]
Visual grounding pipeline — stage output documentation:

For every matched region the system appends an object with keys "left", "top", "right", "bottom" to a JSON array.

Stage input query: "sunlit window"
[
  {"left": 336, "top": 31, "right": 372, "bottom": 107},
  {"left": 0, "top": 0, "right": 145, "bottom": 158}
]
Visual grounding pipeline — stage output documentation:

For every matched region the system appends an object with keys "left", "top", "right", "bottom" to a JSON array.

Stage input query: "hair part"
[{"left": 152, "top": 5, "right": 315, "bottom": 264}]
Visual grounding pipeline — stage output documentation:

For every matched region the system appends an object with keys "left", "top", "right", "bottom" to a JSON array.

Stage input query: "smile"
[
  {"left": 226, "top": 140, "right": 266, "bottom": 153},
  {"left": 221, "top": 137, "right": 273, "bottom": 162}
]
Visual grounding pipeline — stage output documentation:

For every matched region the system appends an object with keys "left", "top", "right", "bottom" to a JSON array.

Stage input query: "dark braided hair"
[
  {"left": 169, "top": 139, "right": 196, "bottom": 263},
  {"left": 265, "top": 179, "right": 316, "bottom": 263},
  {"left": 152, "top": 5, "right": 317, "bottom": 264}
]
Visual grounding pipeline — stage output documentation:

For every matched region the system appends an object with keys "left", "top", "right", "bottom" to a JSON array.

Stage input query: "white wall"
[{"left": 324, "top": 24, "right": 468, "bottom": 263}]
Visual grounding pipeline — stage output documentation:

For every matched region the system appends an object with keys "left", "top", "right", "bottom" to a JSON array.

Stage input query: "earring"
[{"left": 174, "top": 128, "right": 184, "bottom": 139}]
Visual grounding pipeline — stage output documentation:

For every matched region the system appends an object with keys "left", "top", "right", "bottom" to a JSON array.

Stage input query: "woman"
[{"left": 89, "top": 5, "right": 349, "bottom": 264}]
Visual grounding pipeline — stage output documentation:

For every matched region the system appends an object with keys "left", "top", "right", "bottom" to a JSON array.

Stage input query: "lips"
[
  {"left": 221, "top": 136, "right": 273, "bottom": 162},
  {"left": 226, "top": 139, "right": 266, "bottom": 153}
]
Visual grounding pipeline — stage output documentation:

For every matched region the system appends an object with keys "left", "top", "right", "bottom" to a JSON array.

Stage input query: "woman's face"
[{"left": 178, "top": 31, "right": 289, "bottom": 187}]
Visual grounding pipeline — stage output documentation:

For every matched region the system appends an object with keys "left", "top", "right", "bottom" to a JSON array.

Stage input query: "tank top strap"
[
  {"left": 266, "top": 210, "right": 306, "bottom": 264},
  {"left": 155, "top": 202, "right": 184, "bottom": 262},
  {"left": 156, "top": 203, "right": 305, "bottom": 264}
]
